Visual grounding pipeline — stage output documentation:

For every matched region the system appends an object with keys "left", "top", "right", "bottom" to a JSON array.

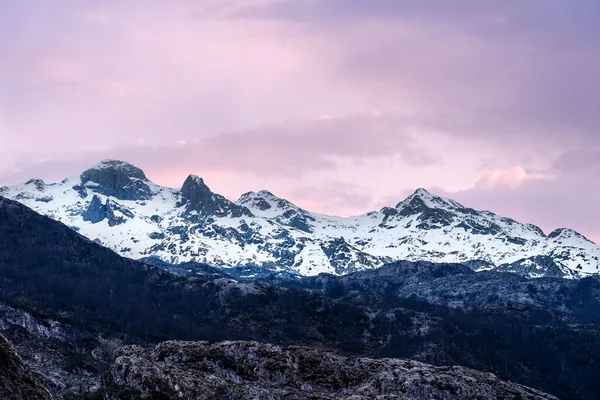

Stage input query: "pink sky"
[{"left": 1, "top": 1, "right": 599, "bottom": 243}]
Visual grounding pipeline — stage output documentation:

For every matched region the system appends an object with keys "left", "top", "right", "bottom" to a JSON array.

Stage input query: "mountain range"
[{"left": 2, "top": 159, "right": 599, "bottom": 278}]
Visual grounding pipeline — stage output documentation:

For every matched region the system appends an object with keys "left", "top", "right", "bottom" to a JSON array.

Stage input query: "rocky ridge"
[
  {"left": 105, "top": 340, "right": 557, "bottom": 400},
  {"left": 2, "top": 159, "right": 599, "bottom": 278}
]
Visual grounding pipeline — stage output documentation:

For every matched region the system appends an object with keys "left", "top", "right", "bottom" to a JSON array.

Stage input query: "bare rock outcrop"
[
  {"left": 106, "top": 341, "right": 556, "bottom": 400},
  {"left": 0, "top": 333, "right": 51, "bottom": 400}
]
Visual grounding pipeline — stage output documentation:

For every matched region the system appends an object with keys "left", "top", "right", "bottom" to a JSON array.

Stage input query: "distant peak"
[
  {"left": 413, "top": 188, "right": 432, "bottom": 197},
  {"left": 237, "top": 190, "right": 306, "bottom": 216},
  {"left": 548, "top": 228, "right": 592, "bottom": 243},
  {"left": 25, "top": 178, "right": 46, "bottom": 191},
  {"left": 238, "top": 190, "right": 283, "bottom": 203},
  {"left": 181, "top": 174, "right": 212, "bottom": 200},
  {"left": 186, "top": 174, "right": 205, "bottom": 185},
  {"left": 396, "top": 188, "right": 464, "bottom": 211},
  {"left": 92, "top": 159, "right": 143, "bottom": 170},
  {"left": 83, "top": 160, "right": 148, "bottom": 181},
  {"left": 80, "top": 160, "right": 152, "bottom": 200},
  {"left": 257, "top": 189, "right": 276, "bottom": 197}
]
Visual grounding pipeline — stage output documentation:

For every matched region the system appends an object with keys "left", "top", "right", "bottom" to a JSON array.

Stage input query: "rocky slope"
[
  {"left": 0, "top": 333, "right": 52, "bottom": 400},
  {"left": 2, "top": 160, "right": 599, "bottom": 277},
  {"left": 105, "top": 340, "right": 556, "bottom": 400},
  {"left": 0, "top": 302, "right": 115, "bottom": 397}
]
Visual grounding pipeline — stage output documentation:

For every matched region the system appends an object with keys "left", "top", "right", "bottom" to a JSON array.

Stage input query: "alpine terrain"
[
  {"left": 2, "top": 159, "right": 598, "bottom": 278},
  {"left": 2, "top": 195, "right": 598, "bottom": 399}
]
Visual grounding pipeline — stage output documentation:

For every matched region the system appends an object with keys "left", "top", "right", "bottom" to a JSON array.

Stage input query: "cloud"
[
  {"left": 2, "top": 1, "right": 600, "bottom": 241},
  {"left": 436, "top": 160, "right": 600, "bottom": 243},
  {"left": 552, "top": 148, "right": 600, "bottom": 174},
  {"left": 475, "top": 166, "right": 552, "bottom": 189},
  {"left": 242, "top": 0, "right": 600, "bottom": 150},
  {"left": 290, "top": 181, "right": 374, "bottom": 216},
  {"left": 0, "top": 112, "right": 441, "bottom": 185}
]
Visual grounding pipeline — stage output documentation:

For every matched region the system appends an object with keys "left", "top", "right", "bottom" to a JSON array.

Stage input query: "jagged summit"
[
  {"left": 548, "top": 228, "right": 594, "bottom": 243},
  {"left": 90, "top": 159, "right": 144, "bottom": 170},
  {"left": 397, "top": 187, "right": 464, "bottom": 211},
  {"left": 236, "top": 190, "right": 316, "bottom": 232},
  {"left": 237, "top": 189, "right": 300, "bottom": 214},
  {"left": 80, "top": 159, "right": 153, "bottom": 200},
  {"left": 238, "top": 189, "right": 288, "bottom": 203},
  {"left": 181, "top": 174, "right": 211, "bottom": 199},
  {"left": 24, "top": 178, "right": 47, "bottom": 191},
  {"left": 181, "top": 174, "right": 252, "bottom": 221}
]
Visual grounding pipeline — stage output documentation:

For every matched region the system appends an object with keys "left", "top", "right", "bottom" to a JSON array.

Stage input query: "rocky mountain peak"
[
  {"left": 24, "top": 178, "right": 47, "bottom": 191},
  {"left": 237, "top": 190, "right": 276, "bottom": 212},
  {"left": 238, "top": 190, "right": 298, "bottom": 212},
  {"left": 237, "top": 190, "right": 315, "bottom": 232},
  {"left": 548, "top": 228, "right": 593, "bottom": 243},
  {"left": 85, "top": 160, "right": 148, "bottom": 179},
  {"left": 180, "top": 175, "right": 252, "bottom": 221},
  {"left": 80, "top": 160, "right": 153, "bottom": 201},
  {"left": 396, "top": 188, "right": 464, "bottom": 212},
  {"left": 181, "top": 174, "right": 212, "bottom": 203}
]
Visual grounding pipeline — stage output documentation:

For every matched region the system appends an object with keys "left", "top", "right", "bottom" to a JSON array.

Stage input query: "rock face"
[
  {"left": 106, "top": 341, "right": 556, "bottom": 400},
  {"left": 181, "top": 174, "right": 252, "bottom": 221},
  {"left": 83, "top": 195, "right": 134, "bottom": 226},
  {"left": 0, "top": 302, "right": 114, "bottom": 398},
  {"left": 80, "top": 160, "right": 154, "bottom": 200},
  {"left": 0, "top": 333, "right": 52, "bottom": 400}
]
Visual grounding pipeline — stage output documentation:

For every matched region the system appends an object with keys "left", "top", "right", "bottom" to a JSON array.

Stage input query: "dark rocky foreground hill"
[
  {"left": 0, "top": 196, "right": 599, "bottom": 399},
  {"left": 105, "top": 341, "right": 556, "bottom": 400},
  {"left": 0, "top": 333, "right": 51, "bottom": 400}
]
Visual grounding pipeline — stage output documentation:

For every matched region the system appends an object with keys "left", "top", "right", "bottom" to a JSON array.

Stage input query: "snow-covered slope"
[{"left": 1, "top": 160, "right": 599, "bottom": 278}]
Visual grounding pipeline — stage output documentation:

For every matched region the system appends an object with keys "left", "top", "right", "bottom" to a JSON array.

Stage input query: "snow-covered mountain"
[{"left": 2, "top": 160, "right": 599, "bottom": 278}]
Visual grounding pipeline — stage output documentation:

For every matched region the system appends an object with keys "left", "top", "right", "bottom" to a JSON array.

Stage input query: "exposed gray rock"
[
  {"left": 82, "top": 195, "right": 133, "bottom": 226},
  {"left": 82, "top": 195, "right": 107, "bottom": 223},
  {"left": 181, "top": 175, "right": 253, "bottom": 221},
  {"left": 0, "top": 302, "right": 115, "bottom": 398},
  {"left": 0, "top": 333, "right": 52, "bottom": 400},
  {"left": 320, "top": 237, "right": 381, "bottom": 274},
  {"left": 24, "top": 178, "right": 46, "bottom": 191},
  {"left": 106, "top": 341, "right": 556, "bottom": 400},
  {"left": 496, "top": 255, "right": 574, "bottom": 278},
  {"left": 80, "top": 160, "right": 153, "bottom": 200}
]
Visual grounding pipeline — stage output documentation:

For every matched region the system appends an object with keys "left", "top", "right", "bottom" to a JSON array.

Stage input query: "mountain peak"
[
  {"left": 184, "top": 174, "right": 206, "bottom": 186},
  {"left": 93, "top": 159, "right": 142, "bottom": 169},
  {"left": 237, "top": 190, "right": 302, "bottom": 214},
  {"left": 414, "top": 187, "right": 432, "bottom": 197},
  {"left": 24, "top": 178, "right": 47, "bottom": 191},
  {"left": 180, "top": 175, "right": 252, "bottom": 220},
  {"left": 548, "top": 228, "right": 593, "bottom": 243},
  {"left": 181, "top": 174, "right": 212, "bottom": 200},
  {"left": 79, "top": 160, "right": 153, "bottom": 201},
  {"left": 396, "top": 188, "right": 464, "bottom": 211},
  {"left": 86, "top": 160, "right": 148, "bottom": 179}
]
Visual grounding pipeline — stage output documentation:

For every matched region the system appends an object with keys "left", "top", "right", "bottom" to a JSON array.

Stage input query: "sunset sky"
[{"left": 1, "top": 1, "right": 599, "bottom": 242}]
